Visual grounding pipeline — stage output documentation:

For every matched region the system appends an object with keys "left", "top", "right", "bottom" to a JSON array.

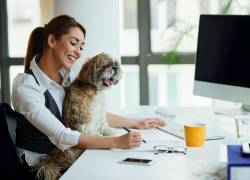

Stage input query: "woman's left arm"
[{"left": 106, "top": 112, "right": 166, "bottom": 129}]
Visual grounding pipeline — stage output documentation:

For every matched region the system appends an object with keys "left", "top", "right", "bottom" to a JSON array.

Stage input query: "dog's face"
[{"left": 78, "top": 52, "right": 121, "bottom": 90}]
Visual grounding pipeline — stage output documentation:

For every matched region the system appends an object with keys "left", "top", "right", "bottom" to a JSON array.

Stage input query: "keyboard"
[
  {"left": 156, "top": 120, "right": 185, "bottom": 139},
  {"left": 155, "top": 107, "right": 185, "bottom": 139},
  {"left": 156, "top": 120, "right": 225, "bottom": 141}
]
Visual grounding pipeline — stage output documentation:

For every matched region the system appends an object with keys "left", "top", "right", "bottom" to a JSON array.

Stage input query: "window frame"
[
  {"left": 121, "top": 0, "right": 194, "bottom": 105},
  {"left": 0, "top": 0, "right": 23, "bottom": 103}
]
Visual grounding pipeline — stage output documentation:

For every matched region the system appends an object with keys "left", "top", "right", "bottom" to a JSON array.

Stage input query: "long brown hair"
[{"left": 24, "top": 15, "right": 86, "bottom": 70}]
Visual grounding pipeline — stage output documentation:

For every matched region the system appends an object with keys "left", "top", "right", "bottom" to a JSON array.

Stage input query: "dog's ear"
[{"left": 78, "top": 59, "right": 97, "bottom": 83}]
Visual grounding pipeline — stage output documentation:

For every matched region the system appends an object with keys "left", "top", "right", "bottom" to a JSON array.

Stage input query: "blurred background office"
[{"left": 0, "top": 0, "right": 250, "bottom": 113}]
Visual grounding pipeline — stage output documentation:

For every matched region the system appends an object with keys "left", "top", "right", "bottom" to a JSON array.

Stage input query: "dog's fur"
[{"left": 35, "top": 52, "right": 121, "bottom": 180}]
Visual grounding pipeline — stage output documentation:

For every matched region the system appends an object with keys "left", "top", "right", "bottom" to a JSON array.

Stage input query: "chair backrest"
[{"left": 0, "top": 103, "right": 21, "bottom": 180}]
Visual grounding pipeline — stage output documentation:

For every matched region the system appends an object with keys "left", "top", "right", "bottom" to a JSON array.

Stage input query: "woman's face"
[{"left": 52, "top": 26, "right": 85, "bottom": 70}]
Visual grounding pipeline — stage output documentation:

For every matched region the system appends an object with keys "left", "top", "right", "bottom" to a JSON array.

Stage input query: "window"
[
  {"left": 0, "top": 0, "right": 53, "bottom": 103},
  {"left": 120, "top": 0, "right": 250, "bottom": 107},
  {"left": 120, "top": 65, "right": 140, "bottom": 108},
  {"left": 120, "top": 0, "right": 139, "bottom": 56},
  {"left": 150, "top": 0, "right": 199, "bottom": 52},
  {"left": 148, "top": 65, "right": 212, "bottom": 106},
  {"left": 7, "top": 0, "right": 42, "bottom": 57},
  {"left": 150, "top": 0, "right": 250, "bottom": 53}
]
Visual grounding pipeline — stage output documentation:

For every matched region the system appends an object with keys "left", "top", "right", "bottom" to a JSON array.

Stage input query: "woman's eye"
[
  {"left": 70, "top": 41, "right": 77, "bottom": 46},
  {"left": 70, "top": 41, "right": 84, "bottom": 51}
]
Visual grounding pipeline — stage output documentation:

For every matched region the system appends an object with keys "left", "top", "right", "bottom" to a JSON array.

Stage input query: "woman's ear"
[{"left": 47, "top": 34, "right": 56, "bottom": 48}]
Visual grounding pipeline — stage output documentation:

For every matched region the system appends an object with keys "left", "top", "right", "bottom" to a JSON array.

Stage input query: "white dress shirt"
[{"left": 11, "top": 56, "right": 81, "bottom": 166}]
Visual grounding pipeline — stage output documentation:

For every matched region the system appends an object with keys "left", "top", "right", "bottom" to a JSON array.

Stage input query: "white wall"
[{"left": 54, "top": 0, "right": 122, "bottom": 113}]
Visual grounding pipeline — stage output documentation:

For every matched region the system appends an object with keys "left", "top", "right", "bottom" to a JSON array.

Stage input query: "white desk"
[{"left": 60, "top": 106, "right": 238, "bottom": 180}]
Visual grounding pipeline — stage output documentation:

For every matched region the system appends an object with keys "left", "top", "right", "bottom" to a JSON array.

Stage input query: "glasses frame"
[{"left": 154, "top": 145, "right": 187, "bottom": 155}]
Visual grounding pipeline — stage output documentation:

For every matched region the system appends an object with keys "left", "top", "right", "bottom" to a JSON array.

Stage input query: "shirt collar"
[{"left": 29, "top": 55, "right": 72, "bottom": 92}]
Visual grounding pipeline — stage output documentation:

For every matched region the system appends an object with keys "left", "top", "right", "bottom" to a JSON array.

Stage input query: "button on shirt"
[{"left": 11, "top": 56, "right": 81, "bottom": 166}]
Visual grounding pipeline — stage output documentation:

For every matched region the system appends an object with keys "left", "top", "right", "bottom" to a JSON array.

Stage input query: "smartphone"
[{"left": 118, "top": 158, "right": 156, "bottom": 166}]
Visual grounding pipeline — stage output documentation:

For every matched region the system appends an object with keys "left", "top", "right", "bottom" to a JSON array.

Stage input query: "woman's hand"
[
  {"left": 106, "top": 112, "right": 166, "bottom": 130},
  {"left": 132, "top": 118, "right": 166, "bottom": 129},
  {"left": 115, "top": 132, "right": 142, "bottom": 149}
]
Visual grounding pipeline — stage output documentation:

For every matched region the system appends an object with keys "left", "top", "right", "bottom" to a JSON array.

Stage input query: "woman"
[{"left": 11, "top": 15, "right": 165, "bottom": 172}]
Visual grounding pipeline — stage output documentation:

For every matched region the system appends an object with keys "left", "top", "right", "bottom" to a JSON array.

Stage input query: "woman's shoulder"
[
  {"left": 13, "top": 72, "right": 36, "bottom": 85},
  {"left": 11, "top": 73, "right": 44, "bottom": 111},
  {"left": 12, "top": 73, "right": 40, "bottom": 92}
]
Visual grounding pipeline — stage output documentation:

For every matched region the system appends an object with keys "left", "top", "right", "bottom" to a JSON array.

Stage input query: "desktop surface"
[{"left": 60, "top": 106, "right": 237, "bottom": 180}]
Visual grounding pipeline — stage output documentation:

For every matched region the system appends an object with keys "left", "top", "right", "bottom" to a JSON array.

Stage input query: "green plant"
[
  {"left": 220, "top": 0, "right": 234, "bottom": 14},
  {"left": 162, "top": 24, "right": 193, "bottom": 64}
]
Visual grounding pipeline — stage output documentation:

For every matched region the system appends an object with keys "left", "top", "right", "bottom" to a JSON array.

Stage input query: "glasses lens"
[
  {"left": 173, "top": 147, "right": 187, "bottom": 154},
  {"left": 154, "top": 145, "right": 169, "bottom": 152}
]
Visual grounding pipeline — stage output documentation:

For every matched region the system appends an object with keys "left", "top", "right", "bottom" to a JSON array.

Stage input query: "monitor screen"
[{"left": 194, "top": 15, "right": 250, "bottom": 105}]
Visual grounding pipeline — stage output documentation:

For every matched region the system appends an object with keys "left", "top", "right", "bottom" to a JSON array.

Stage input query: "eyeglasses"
[{"left": 154, "top": 145, "right": 187, "bottom": 155}]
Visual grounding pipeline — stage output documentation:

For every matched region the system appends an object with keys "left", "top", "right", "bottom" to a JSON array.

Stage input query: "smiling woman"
[{"left": 11, "top": 14, "right": 87, "bottom": 179}]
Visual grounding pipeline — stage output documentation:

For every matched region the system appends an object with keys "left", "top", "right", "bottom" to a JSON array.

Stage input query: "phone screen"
[{"left": 123, "top": 158, "right": 152, "bottom": 164}]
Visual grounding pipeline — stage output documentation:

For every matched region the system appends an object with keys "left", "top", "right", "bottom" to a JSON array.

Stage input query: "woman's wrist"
[
  {"left": 123, "top": 119, "right": 137, "bottom": 128},
  {"left": 112, "top": 136, "right": 120, "bottom": 149},
  {"left": 129, "top": 120, "right": 138, "bottom": 128}
]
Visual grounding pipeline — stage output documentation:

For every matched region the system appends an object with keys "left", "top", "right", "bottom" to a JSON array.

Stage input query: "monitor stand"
[{"left": 214, "top": 104, "right": 250, "bottom": 117}]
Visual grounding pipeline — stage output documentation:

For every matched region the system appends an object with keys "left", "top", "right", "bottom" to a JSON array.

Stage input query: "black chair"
[
  {"left": 0, "top": 103, "right": 38, "bottom": 179},
  {"left": 0, "top": 103, "right": 21, "bottom": 179}
]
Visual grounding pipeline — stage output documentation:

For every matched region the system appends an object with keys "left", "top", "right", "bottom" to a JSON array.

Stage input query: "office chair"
[{"left": 0, "top": 103, "right": 22, "bottom": 180}]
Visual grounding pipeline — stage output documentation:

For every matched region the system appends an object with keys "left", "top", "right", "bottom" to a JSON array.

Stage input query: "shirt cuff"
[{"left": 49, "top": 128, "right": 81, "bottom": 151}]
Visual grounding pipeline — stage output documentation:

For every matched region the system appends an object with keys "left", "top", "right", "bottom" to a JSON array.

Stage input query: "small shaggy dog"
[{"left": 36, "top": 52, "right": 122, "bottom": 180}]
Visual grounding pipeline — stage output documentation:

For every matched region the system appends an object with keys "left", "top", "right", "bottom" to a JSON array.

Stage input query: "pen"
[{"left": 123, "top": 126, "right": 147, "bottom": 144}]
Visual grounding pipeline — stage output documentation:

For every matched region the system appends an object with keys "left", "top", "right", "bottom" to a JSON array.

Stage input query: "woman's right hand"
[{"left": 115, "top": 132, "right": 142, "bottom": 149}]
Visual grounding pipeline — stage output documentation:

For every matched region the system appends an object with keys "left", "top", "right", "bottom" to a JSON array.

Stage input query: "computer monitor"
[{"left": 193, "top": 15, "right": 250, "bottom": 115}]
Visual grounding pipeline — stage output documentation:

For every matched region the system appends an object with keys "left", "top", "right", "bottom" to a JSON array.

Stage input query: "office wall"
[{"left": 54, "top": 0, "right": 122, "bottom": 113}]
